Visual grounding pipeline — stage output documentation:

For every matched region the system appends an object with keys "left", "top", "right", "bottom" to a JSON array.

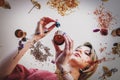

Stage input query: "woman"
[
  {"left": 0, "top": 17, "right": 58, "bottom": 80},
  {"left": 53, "top": 31, "right": 98, "bottom": 80}
]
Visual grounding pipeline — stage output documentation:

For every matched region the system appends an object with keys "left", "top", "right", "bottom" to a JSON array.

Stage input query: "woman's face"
[{"left": 69, "top": 46, "right": 92, "bottom": 69}]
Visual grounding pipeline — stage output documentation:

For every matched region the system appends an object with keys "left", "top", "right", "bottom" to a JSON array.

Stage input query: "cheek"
[
  {"left": 78, "top": 55, "right": 91, "bottom": 67},
  {"left": 69, "top": 55, "right": 81, "bottom": 64},
  {"left": 81, "top": 54, "right": 91, "bottom": 61},
  {"left": 70, "top": 54, "right": 83, "bottom": 61},
  {"left": 74, "top": 59, "right": 89, "bottom": 69},
  {"left": 69, "top": 54, "right": 91, "bottom": 68}
]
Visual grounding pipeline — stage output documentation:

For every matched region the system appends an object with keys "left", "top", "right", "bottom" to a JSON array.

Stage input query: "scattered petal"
[{"left": 93, "top": 29, "right": 100, "bottom": 32}]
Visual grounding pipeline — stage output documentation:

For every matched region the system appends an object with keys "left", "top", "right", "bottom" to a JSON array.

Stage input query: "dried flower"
[
  {"left": 93, "top": 28, "right": 100, "bottom": 32},
  {"left": 47, "top": 0, "right": 79, "bottom": 16},
  {"left": 98, "top": 66, "right": 118, "bottom": 80},
  {"left": 94, "top": 3, "right": 114, "bottom": 36},
  {"left": 30, "top": 41, "right": 53, "bottom": 62},
  {"left": 99, "top": 47, "right": 107, "bottom": 53},
  {"left": 112, "top": 42, "right": 120, "bottom": 56}
]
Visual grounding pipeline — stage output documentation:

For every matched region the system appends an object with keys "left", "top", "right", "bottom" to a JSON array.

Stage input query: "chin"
[
  {"left": 70, "top": 56, "right": 80, "bottom": 65},
  {"left": 70, "top": 55, "right": 78, "bottom": 60},
  {"left": 70, "top": 56, "right": 86, "bottom": 68}
]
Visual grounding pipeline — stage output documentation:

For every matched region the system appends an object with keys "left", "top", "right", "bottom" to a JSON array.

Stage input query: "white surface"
[{"left": 0, "top": 0, "right": 120, "bottom": 80}]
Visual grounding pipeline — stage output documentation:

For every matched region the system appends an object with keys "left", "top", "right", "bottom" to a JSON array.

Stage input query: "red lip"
[{"left": 74, "top": 53, "right": 81, "bottom": 57}]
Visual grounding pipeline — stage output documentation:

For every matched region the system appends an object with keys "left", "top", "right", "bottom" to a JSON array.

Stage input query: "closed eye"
[{"left": 84, "top": 50, "right": 91, "bottom": 56}]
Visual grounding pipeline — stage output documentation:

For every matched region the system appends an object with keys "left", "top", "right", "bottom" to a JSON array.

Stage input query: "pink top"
[{"left": 5, "top": 64, "right": 58, "bottom": 80}]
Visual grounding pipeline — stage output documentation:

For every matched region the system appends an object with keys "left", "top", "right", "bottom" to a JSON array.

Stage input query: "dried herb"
[
  {"left": 93, "top": 3, "right": 114, "bottom": 36},
  {"left": 98, "top": 66, "right": 118, "bottom": 80},
  {"left": 47, "top": 0, "right": 79, "bottom": 16},
  {"left": 89, "top": 57, "right": 115, "bottom": 66},
  {"left": 99, "top": 47, "right": 107, "bottom": 53},
  {"left": 112, "top": 42, "right": 120, "bottom": 56},
  {"left": 93, "top": 28, "right": 100, "bottom": 32},
  {"left": 30, "top": 41, "right": 52, "bottom": 62}
]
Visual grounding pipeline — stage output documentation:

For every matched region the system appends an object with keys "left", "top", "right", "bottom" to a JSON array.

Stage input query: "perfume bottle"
[{"left": 53, "top": 30, "right": 65, "bottom": 45}]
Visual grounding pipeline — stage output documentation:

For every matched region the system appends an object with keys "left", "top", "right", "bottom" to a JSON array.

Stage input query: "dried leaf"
[{"left": 102, "top": 66, "right": 112, "bottom": 77}]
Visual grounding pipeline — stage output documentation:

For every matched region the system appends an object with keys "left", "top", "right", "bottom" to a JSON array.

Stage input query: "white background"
[{"left": 0, "top": 0, "right": 120, "bottom": 80}]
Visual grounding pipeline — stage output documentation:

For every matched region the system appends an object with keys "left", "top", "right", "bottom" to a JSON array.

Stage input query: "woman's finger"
[
  {"left": 42, "top": 17, "right": 55, "bottom": 27},
  {"left": 63, "top": 34, "right": 69, "bottom": 52},
  {"left": 34, "top": 22, "right": 44, "bottom": 36},
  {"left": 44, "top": 17, "right": 55, "bottom": 22},
  {"left": 67, "top": 35, "right": 73, "bottom": 52},
  {"left": 52, "top": 40, "right": 61, "bottom": 54}
]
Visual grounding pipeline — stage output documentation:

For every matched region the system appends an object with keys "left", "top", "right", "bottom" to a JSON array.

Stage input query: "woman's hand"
[
  {"left": 63, "top": 34, "right": 73, "bottom": 55},
  {"left": 52, "top": 32, "right": 74, "bottom": 80},
  {"left": 52, "top": 32, "right": 73, "bottom": 68},
  {"left": 35, "top": 17, "right": 56, "bottom": 39},
  {"left": 40, "top": 17, "right": 56, "bottom": 27}
]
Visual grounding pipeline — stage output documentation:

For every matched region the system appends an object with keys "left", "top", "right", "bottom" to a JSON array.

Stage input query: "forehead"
[{"left": 76, "top": 46, "right": 91, "bottom": 51}]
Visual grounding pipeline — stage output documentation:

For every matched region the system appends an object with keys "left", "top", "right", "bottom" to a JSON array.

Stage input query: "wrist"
[{"left": 60, "top": 66, "right": 70, "bottom": 75}]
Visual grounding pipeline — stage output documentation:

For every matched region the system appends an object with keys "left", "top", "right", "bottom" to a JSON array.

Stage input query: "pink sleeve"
[
  {"left": 5, "top": 64, "right": 58, "bottom": 80},
  {"left": 26, "top": 70, "right": 58, "bottom": 80},
  {"left": 5, "top": 64, "right": 30, "bottom": 80}
]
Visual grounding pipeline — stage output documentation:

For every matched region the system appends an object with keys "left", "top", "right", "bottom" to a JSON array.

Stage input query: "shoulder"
[{"left": 27, "top": 70, "right": 58, "bottom": 80}]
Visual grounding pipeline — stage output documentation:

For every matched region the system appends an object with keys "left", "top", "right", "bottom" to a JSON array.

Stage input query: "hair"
[{"left": 78, "top": 42, "right": 98, "bottom": 80}]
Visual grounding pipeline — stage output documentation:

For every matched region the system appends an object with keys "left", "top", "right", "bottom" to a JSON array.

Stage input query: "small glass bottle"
[{"left": 53, "top": 30, "right": 65, "bottom": 45}]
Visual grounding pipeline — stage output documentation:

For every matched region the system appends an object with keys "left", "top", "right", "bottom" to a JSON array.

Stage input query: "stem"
[{"left": 28, "top": 5, "right": 36, "bottom": 13}]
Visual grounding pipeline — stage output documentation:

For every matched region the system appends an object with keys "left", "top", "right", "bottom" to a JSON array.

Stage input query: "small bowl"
[{"left": 15, "top": 29, "right": 26, "bottom": 38}]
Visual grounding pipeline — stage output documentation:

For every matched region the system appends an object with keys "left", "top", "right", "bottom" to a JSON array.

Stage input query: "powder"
[{"left": 93, "top": 3, "right": 115, "bottom": 36}]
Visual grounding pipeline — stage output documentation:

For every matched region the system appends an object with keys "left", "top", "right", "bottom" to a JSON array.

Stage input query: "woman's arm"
[
  {"left": 0, "top": 17, "right": 56, "bottom": 80},
  {"left": 52, "top": 32, "right": 72, "bottom": 68},
  {"left": 55, "top": 34, "right": 73, "bottom": 63},
  {"left": 53, "top": 33, "right": 74, "bottom": 80},
  {"left": 0, "top": 36, "right": 39, "bottom": 79}
]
